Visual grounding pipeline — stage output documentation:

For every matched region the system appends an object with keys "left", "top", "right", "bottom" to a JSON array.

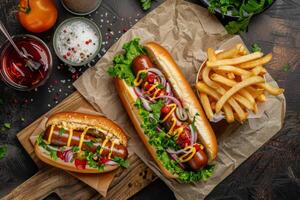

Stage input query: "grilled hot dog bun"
[
  {"left": 35, "top": 112, "right": 128, "bottom": 173},
  {"left": 115, "top": 42, "right": 217, "bottom": 179}
]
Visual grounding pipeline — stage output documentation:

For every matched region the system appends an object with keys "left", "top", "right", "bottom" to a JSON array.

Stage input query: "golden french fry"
[
  {"left": 200, "top": 93, "right": 214, "bottom": 121},
  {"left": 237, "top": 53, "right": 272, "bottom": 69},
  {"left": 211, "top": 73, "right": 236, "bottom": 87},
  {"left": 236, "top": 43, "right": 248, "bottom": 55},
  {"left": 211, "top": 73, "right": 256, "bottom": 106},
  {"left": 202, "top": 66, "right": 219, "bottom": 89},
  {"left": 239, "top": 89, "right": 256, "bottom": 105},
  {"left": 233, "top": 94, "right": 254, "bottom": 110},
  {"left": 207, "top": 52, "right": 264, "bottom": 67},
  {"left": 211, "top": 101, "right": 216, "bottom": 110},
  {"left": 216, "top": 66, "right": 252, "bottom": 76},
  {"left": 257, "top": 94, "right": 266, "bottom": 102},
  {"left": 215, "top": 76, "right": 265, "bottom": 113},
  {"left": 251, "top": 65, "right": 265, "bottom": 76},
  {"left": 196, "top": 82, "right": 220, "bottom": 100},
  {"left": 253, "top": 103, "right": 258, "bottom": 114},
  {"left": 227, "top": 72, "right": 235, "bottom": 80},
  {"left": 216, "top": 47, "right": 239, "bottom": 60},
  {"left": 223, "top": 104, "right": 234, "bottom": 123},
  {"left": 207, "top": 48, "right": 217, "bottom": 61},
  {"left": 256, "top": 83, "right": 284, "bottom": 95},
  {"left": 197, "top": 81, "right": 245, "bottom": 121},
  {"left": 229, "top": 98, "right": 246, "bottom": 121},
  {"left": 247, "top": 86, "right": 265, "bottom": 98}
]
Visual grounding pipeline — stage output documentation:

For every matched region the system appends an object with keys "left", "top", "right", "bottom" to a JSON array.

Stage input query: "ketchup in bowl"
[{"left": 0, "top": 35, "right": 52, "bottom": 91}]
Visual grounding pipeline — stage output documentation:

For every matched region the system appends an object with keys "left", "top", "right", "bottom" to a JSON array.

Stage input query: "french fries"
[
  {"left": 215, "top": 76, "right": 265, "bottom": 112},
  {"left": 200, "top": 93, "right": 214, "bottom": 121},
  {"left": 196, "top": 45, "right": 284, "bottom": 123},
  {"left": 237, "top": 53, "right": 272, "bottom": 69},
  {"left": 207, "top": 52, "right": 264, "bottom": 67}
]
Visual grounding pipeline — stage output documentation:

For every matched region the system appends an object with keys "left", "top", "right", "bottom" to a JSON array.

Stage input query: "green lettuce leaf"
[
  {"left": 135, "top": 98, "right": 215, "bottom": 183},
  {"left": 108, "top": 38, "right": 145, "bottom": 86}
]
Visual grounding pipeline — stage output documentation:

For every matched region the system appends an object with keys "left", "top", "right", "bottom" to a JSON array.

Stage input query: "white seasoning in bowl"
[{"left": 56, "top": 20, "right": 100, "bottom": 64}]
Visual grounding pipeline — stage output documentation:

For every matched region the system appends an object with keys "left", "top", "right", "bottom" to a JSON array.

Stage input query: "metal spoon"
[{"left": 0, "top": 20, "right": 41, "bottom": 71}]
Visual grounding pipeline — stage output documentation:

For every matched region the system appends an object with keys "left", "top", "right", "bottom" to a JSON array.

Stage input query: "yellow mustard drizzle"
[
  {"left": 134, "top": 70, "right": 148, "bottom": 86},
  {"left": 108, "top": 141, "right": 115, "bottom": 159},
  {"left": 78, "top": 128, "right": 89, "bottom": 151},
  {"left": 150, "top": 88, "right": 161, "bottom": 100},
  {"left": 147, "top": 82, "right": 159, "bottom": 93},
  {"left": 99, "top": 138, "right": 109, "bottom": 155},
  {"left": 66, "top": 128, "right": 73, "bottom": 147},
  {"left": 171, "top": 126, "right": 184, "bottom": 138},
  {"left": 161, "top": 104, "right": 177, "bottom": 123},
  {"left": 46, "top": 125, "right": 55, "bottom": 144},
  {"left": 178, "top": 146, "right": 196, "bottom": 163},
  {"left": 168, "top": 118, "right": 177, "bottom": 135}
]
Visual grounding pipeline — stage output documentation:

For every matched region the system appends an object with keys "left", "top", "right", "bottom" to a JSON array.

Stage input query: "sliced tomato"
[
  {"left": 74, "top": 159, "right": 87, "bottom": 170},
  {"left": 177, "top": 127, "right": 191, "bottom": 148},
  {"left": 99, "top": 157, "right": 109, "bottom": 164},
  {"left": 161, "top": 105, "right": 171, "bottom": 114},
  {"left": 146, "top": 74, "right": 156, "bottom": 83}
]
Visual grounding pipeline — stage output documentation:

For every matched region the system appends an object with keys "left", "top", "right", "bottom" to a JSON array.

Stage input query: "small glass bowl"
[
  {"left": 53, "top": 17, "right": 102, "bottom": 66},
  {"left": 0, "top": 34, "right": 53, "bottom": 91},
  {"left": 60, "top": 0, "right": 102, "bottom": 16}
]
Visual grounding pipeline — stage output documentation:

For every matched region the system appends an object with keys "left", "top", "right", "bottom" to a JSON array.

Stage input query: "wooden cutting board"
[{"left": 2, "top": 91, "right": 157, "bottom": 200}]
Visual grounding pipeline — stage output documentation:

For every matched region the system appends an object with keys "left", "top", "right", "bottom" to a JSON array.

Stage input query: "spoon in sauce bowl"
[{"left": 0, "top": 21, "right": 41, "bottom": 71}]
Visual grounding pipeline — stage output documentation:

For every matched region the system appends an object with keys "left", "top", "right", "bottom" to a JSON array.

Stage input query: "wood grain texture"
[
  {"left": 2, "top": 154, "right": 157, "bottom": 200},
  {"left": 0, "top": 0, "right": 300, "bottom": 200},
  {"left": 8, "top": 91, "right": 157, "bottom": 200}
]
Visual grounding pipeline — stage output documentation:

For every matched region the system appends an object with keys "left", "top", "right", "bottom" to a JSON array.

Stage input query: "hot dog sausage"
[
  {"left": 188, "top": 150, "right": 208, "bottom": 171},
  {"left": 132, "top": 55, "right": 154, "bottom": 75},
  {"left": 43, "top": 126, "right": 128, "bottom": 159}
]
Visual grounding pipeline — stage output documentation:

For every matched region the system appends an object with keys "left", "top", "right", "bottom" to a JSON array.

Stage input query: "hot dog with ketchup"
[
  {"left": 108, "top": 38, "right": 217, "bottom": 182},
  {"left": 35, "top": 112, "right": 129, "bottom": 173}
]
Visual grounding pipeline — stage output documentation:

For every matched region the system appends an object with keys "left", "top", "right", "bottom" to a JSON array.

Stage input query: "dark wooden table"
[{"left": 0, "top": 0, "right": 299, "bottom": 199}]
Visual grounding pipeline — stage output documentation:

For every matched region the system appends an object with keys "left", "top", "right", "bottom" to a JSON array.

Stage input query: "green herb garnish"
[
  {"left": 72, "top": 146, "right": 80, "bottom": 153},
  {"left": 139, "top": 0, "right": 152, "bottom": 10},
  {"left": 140, "top": 71, "right": 148, "bottom": 79},
  {"left": 59, "top": 128, "right": 65, "bottom": 136},
  {"left": 0, "top": 145, "right": 7, "bottom": 159},
  {"left": 251, "top": 43, "right": 262, "bottom": 52},
  {"left": 112, "top": 157, "right": 130, "bottom": 168},
  {"left": 36, "top": 134, "right": 47, "bottom": 149},
  {"left": 3, "top": 123, "right": 11, "bottom": 129},
  {"left": 50, "top": 150, "right": 58, "bottom": 160},
  {"left": 84, "top": 141, "right": 94, "bottom": 148},
  {"left": 85, "top": 151, "right": 105, "bottom": 172},
  {"left": 108, "top": 38, "right": 145, "bottom": 86},
  {"left": 283, "top": 64, "right": 291, "bottom": 72},
  {"left": 157, "top": 83, "right": 164, "bottom": 89}
]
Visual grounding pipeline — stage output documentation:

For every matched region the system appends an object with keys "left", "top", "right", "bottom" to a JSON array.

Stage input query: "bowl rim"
[
  {"left": 0, "top": 34, "right": 53, "bottom": 91},
  {"left": 60, "top": 0, "right": 102, "bottom": 16},
  {"left": 52, "top": 17, "right": 102, "bottom": 67}
]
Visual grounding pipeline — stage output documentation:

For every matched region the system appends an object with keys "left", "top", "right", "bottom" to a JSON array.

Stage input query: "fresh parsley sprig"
[{"left": 139, "top": 0, "right": 152, "bottom": 10}]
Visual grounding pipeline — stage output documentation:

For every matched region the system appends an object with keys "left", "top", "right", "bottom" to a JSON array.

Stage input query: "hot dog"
[
  {"left": 108, "top": 38, "right": 218, "bottom": 182},
  {"left": 134, "top": 55, "right": 208, "bottom": 171},
  {"left": 35, "top": 112, "right": 129, "bottom": 173}
]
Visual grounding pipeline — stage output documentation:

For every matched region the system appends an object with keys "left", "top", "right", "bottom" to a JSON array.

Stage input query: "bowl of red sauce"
[{"left": 0, "top": 34, "right": 52, "bottom": 91}]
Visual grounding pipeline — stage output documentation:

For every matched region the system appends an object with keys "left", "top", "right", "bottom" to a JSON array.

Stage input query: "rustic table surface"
[{"left": 0, "top": 0, "right": 299, "bottom": 199}]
